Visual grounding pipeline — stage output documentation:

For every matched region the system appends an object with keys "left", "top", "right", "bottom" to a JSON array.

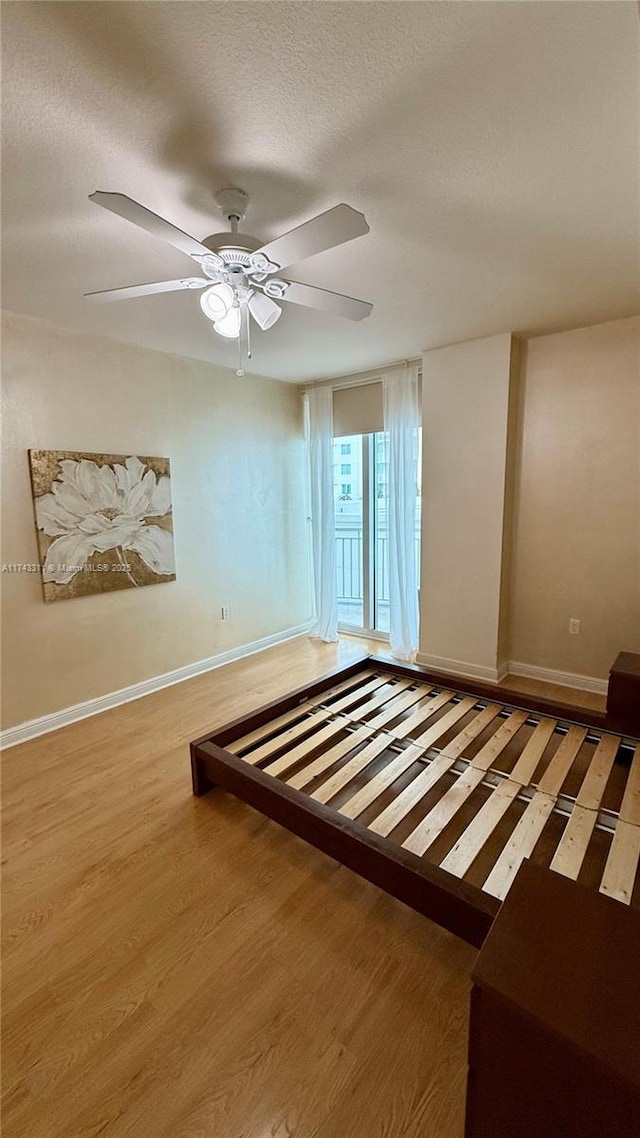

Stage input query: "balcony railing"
[
  {"left": 336, "top": 526, "right": 368, "bottom": 602},
  {"left": 335, "top": 520, "right": 420, "bottom": 616}
]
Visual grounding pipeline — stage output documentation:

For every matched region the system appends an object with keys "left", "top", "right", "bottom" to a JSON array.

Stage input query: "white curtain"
[
  {"left": 383, "top": 365, "right": 420, "bottom": 660},
  {"left": 306, "top": 387, "right": 338, "bottom": 642}
]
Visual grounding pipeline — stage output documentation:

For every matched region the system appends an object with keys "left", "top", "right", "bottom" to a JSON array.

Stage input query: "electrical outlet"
[
  {"left": 221, "top": 605, "right": 230, "bottom": 621},
  {"left": 569, "top": 618, "right": 580, "bottom": 636}
]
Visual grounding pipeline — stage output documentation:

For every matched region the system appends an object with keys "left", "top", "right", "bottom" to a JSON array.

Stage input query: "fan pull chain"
[
  {"left": 236, "top": 322, "right": 244, "bottom": 377},
  {"left": 236, "top": 304, "right": 249, "bottom": 377}
]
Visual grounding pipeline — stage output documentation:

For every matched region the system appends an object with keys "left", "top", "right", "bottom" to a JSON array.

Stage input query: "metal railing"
[
  {"left": 336, "top": 527, "right": 367, "bottom": 601},
  {"left": 335, "top": 524, "right": 420, "bottom": 606}
]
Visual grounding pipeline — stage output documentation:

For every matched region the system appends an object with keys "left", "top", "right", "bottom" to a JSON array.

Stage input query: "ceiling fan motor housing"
[{"left": 201, "top": 232, "right": 263, "bottom": 256}]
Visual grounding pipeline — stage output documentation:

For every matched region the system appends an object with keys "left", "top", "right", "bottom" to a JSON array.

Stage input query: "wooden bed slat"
[
  {"left": 311, "top": 733, "right": 396, "bottom": 804},
  {"left": 228, "top": 705, "right": 310, "bottom": 755},
  {"left": 373, "top": 708, "right": 546, "bottom": 855},
  {"left": 346, "top": 696, "right": 484, "bottom": 835},
  {"left": 339, "top": 742, "right": 425, "bottom": 821},
  {"left": 466, "top": 709, "right": 528, "bottom": 771},
  {"left": 402, "top": 766, "right": 486, "bottom": 857},
  {"left": 432, "top": 728, "right": 627, "bottom": 885},
  {"left": 368, "top": 752, "right": 458, "bottom": 838},
  {"left": 440, "top": 721, "right": 557, "bottom": 877},
  {"left": 549, "top": 804, "right": 598, "bottom": 881},
  {"left": 264, "top": 717, "right": 351, "bottom": 777},
  {"left": 575, "top": 733, "right": 619, "bottom": 810},
  {"left": 388, "top": 690, "right": 455, "bottom": 740},
  {"left": 322, "top": 674, "right": 396, "bottom": 716},
  {"left": 365, "top": 684, "right": 436, "bottom": 731},
  {"left": 286, "top": 724, "right": 375, "bottom": 791},
  {"left": 344, "top": 678, "right": 413, "bottom": 723},
  {"left": 536, "top": 724, "right": 588, "bottom": 796},
  {"left": 529, "top": 734, "right": 623, "bottom": 884},
  {"left": 411, "top": 696, "right": 478, "bottom": 749},
  {"left": 440, "top": 780, "right": 519, "bottom": 878},
  {"left": 508, "top": 718, "right": 558, "bottom": 785},
  {"left": 483, "top": 792, "right": 557, "bottom": 900},
  {"left": 619, "top": 745, "right": 640, "bottom": 826},
  {"left": 242, "top": 708, "right": 333, "bottom": 765},
  {"left": 242, "top": 676, "right": 390, "bottom": 765},
  {"left": 600, "top": 820, "right": 640, "bottom": 905},
  {"left": 367, "top": 752, "right": 458, "bottom": 838},
  {"left": 437, "top": 703, "right": 503, "bottom": 761},
  {"left": 227, "top": 670, "right": 376, "bottom": 754}
]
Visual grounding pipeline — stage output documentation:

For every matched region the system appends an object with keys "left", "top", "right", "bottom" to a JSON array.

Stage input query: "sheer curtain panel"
[
  {"left": 383, "top": 365, "right": 420, "bottom": 660},
  {"left": 306, "top": 387, "right": 338, "bottom": 641}
]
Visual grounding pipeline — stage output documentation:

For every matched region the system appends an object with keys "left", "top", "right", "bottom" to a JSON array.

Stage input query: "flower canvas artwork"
[{"left": 28, "top": 450, "right": 176, "bottom": 602}]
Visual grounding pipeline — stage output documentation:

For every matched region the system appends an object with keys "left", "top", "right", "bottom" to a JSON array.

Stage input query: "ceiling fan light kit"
[
  {"left": 86, "top": 188, "right": 372, "bottom": 375},
  {"left": 213, "top": 305, "right": 242, "bottom": 340},
  {"left": 199, "top": 282, "right": 234, "bottom": 322},
  {"left": 248, "top": 291, "right": 282, "bottom": 331}
]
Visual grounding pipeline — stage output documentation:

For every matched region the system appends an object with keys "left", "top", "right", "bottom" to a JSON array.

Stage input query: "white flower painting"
[{"left": 29, "top": 451, "right": 176, "bottom": 602}]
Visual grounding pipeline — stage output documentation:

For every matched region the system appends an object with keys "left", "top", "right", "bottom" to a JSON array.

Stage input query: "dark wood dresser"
[{"left": 466, "top": 861, "right": 640, "bottom": 1138}]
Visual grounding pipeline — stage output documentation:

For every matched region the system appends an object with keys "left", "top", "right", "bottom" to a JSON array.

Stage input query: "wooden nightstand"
[{"left": 608, "top": 652, "right": 640, "bottom": 734}]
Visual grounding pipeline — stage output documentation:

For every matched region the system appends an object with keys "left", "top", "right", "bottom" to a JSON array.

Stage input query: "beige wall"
[
  {"left": 1, "top": 311, "right": 311, "bottom": 729},
  {"left": 509, "top": 315, "right": 640, "bottom": 679},
  {"left": 418, "top": 333, "right": 514, "bottom": 680}
]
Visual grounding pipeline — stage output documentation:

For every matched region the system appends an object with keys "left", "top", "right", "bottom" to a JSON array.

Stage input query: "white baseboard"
[
  {"left": 505, "top": 661, "right": 608, "bottom": 696},
  {"left": 415, "top": 653, "right": 505, "bottom": 684},
  {"left": 1, "top": 620, "right": 314, "bottom": 750},
  {"left": 414, "top": 652, "right": 607, "bottom": 696}
]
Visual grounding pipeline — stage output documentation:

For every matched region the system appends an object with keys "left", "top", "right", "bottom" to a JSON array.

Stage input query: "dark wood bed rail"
[{"left": 191, "top": 733, "right": 499, "bottom": 948}]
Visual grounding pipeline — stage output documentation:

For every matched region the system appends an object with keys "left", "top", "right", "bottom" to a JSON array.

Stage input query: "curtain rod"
[{"left": 302, "top": 356, "right": 422, "bottom": 393}]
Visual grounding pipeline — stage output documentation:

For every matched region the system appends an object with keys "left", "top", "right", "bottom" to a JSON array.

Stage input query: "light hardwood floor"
[{"left": 1, "top": 635, "right": 603, "bottom": 1138}]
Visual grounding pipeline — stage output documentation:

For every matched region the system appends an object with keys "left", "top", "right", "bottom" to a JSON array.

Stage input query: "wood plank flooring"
[
  {"left": 0, "top": 636, "right": 608, "bottom": 1138},
  {"left": 3, "top": 637, "right": 475, "bottom": 1138}
]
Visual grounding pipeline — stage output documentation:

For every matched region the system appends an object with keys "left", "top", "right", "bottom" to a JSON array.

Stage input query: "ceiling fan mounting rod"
[{"left": 215, "top": 187, "right": 249, "bottom": 230}]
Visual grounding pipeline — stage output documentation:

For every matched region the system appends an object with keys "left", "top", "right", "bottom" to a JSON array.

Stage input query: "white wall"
[
  {"left": 1, "top": 311, "right": 311, "bottom": 730},
  {"left": 418, "top": 333, "right": 514, "bottom": 680},
  {"left": 418, "top": 317, "right": 639, "bottom": 686},
  {"left": 508, "top": 315, "right": 640, "bottom": 679}
]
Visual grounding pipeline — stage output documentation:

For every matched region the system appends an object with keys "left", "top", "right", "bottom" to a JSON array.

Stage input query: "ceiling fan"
[{"left": 86, "top": 188, "right": 372, "bottom": 374}]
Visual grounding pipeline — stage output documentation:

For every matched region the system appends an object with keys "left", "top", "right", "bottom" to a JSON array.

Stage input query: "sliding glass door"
[{"left": 333, "top": 432, "right": 421, "bottom": 637}]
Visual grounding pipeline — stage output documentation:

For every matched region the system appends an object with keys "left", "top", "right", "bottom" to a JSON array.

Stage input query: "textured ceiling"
[{"left": 2, "top": 1, "right": 639, "bottom": 382}]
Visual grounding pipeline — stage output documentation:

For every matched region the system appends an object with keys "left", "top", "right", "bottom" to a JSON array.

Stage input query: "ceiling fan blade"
[
  {"left": 85, "top": 277, "right": 208, "bottom": 302},
  {"left": 89, "top": 192, "right": 223, "bottom": 265},
  {"left": 277, "top": 280, "right": 372, "bottom": 322},
  {"left": 253, "top": 204, "right": 369, "bottom": 271}
]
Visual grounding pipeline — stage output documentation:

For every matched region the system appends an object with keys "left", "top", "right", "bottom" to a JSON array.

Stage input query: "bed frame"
[{"left": 190, "top": 656, "right": 640, "bottom": 948}]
